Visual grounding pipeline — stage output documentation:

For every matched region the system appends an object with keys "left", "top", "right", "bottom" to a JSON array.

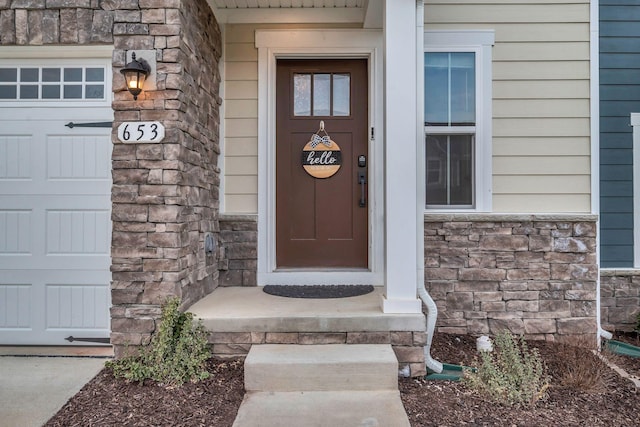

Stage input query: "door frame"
[{"left": 255, "top": 29, "right": 384, "bottom": 286}]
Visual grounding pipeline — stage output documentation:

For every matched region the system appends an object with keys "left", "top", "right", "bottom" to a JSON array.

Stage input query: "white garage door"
[{"left": 0, "top": 58, "right": 112, "bottom": 345}]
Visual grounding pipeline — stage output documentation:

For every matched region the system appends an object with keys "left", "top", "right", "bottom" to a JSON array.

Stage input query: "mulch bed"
[
  {"left": 609, "top": 331, "right": 640, "bottom": 378},
  {"left": 45, "top": 359, "right": 245, "bottom": 427},
  {"left": 46, "top": 333, "right": 640, "bottom": 427}
]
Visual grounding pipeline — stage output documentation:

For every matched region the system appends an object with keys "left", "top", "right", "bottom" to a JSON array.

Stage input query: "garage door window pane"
[
  {"left": 20, "top": 85, "right": 38, "bottom": 99},
  {"left": 64, "top": 68, "right": 82, "bottom": 82},
  {"left": 86, "top": 68, "right": 104, "bottom": 82},
  {"left": 64, "top": 85, "right": 82, "bottom": 99},
  {"left": 0, "top": 85, "right": 17, "bottom": 99},
  {"left": 20, "top": 68, "right": 38, "bottom": 82},
  {"left": 42, "top": 68, "right": 60, "bottom": 82},
  {"left": 0, "top": 68, "right": 17, "bottom": 82},
  {"left": 86, "top": 85, "right": 104, "bottom": 99},
  {"left": 42, "top": 85, "right": 60, "bottom": 99}
]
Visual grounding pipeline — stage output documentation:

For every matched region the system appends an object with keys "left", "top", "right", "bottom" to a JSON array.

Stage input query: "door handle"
[{"left": 358, "top": 171, "right": 367, "bottom": 207}]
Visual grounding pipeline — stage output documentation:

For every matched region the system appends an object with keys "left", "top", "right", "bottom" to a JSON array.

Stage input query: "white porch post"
[{"left": 381, "top": 0, "right": 422, "bottom": 313}]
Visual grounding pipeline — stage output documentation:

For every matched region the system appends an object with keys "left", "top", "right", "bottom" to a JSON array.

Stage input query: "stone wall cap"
[
  {"left": 424, "top": 213, "right": 598, "bottom": 223},
  {"left": 600, "top": 268, "right": 640, "bottom": 277}
]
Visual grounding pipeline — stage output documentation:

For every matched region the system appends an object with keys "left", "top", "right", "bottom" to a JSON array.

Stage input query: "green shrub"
[
  {"left": 635, "top": 311, "right": 640, "bottom": 333},
  {"left": 107, "top": 297, "right": 211, "bottom": 386},
  {"left": 463, "top": 331, "right": 549, "bottom": 407}
]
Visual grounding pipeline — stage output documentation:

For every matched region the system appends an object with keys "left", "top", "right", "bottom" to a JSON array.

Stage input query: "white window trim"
[
  {"left": 631, "top": 113, "right": 640, "bottom": 267},
  {"left": 424, "top": 30, "right": 494, "bottom": 212},
  {"left": 254, "top": 29, "right": 385, "bottom": 286}
]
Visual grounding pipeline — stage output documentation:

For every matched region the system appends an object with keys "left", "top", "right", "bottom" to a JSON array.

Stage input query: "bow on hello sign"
[
  {"left": 310, "top": 134, "right": 331, "bottom": 148},
  {"left": 309, "top": 120, "right": 332, "bottom": 148}
]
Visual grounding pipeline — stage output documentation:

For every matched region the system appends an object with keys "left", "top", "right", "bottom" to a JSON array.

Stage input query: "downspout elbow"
[{"left": 418, "top": 284, "right": 443, "bottom": 374}]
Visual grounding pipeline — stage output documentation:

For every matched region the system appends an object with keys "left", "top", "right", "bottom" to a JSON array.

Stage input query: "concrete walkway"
[{"left": 0, "top": 356, "right": 106, "bottom": 427}]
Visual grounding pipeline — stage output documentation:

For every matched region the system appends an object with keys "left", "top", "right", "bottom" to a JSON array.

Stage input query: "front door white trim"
[{"left": 255, "top": 29, "right": 384, "bottom": 286}]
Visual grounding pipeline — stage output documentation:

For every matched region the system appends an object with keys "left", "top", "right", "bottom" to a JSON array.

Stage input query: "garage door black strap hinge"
[
  {"left": 65, "top": 121, "right": 113, "bottom": 129},
  {"left": 65, "top": 336, "right": 111, "bottom": 344}
]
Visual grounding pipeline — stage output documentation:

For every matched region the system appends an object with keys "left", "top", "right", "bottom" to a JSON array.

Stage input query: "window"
[
  {"left": 424, "top": 31, "right": 494, "bottom": 211},
  {"left": 0, "top": 66, "right": 106, "bottom": 101},
  {"left": 293, "top": 72, "right": 350, "bottom": 117}
]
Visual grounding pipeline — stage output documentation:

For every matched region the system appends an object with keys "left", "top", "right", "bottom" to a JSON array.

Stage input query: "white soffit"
[{"left": 209, "top": 0, "right": 373, "bottom": 24}]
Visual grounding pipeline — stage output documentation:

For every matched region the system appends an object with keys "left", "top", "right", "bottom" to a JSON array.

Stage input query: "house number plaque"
[
  {"left": 302, "top": 122, "right": 342, "bottom": 179},
  {"left": 117, "top": 121, "right": 165, "bottom": 143}
]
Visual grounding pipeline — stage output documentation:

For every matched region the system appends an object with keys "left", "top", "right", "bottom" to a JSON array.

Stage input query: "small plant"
[
  {"left": 107, "top": 297, "right": 211, "bottom": 386},
  {"left": 553, "top": 336, "right": 608, "bottom": 393},
  {"left": 635, "top": 311, "right": 640, "bottom": 333},
  {"left": 463, "top": 331, "right": 549, "bottom": 407}
]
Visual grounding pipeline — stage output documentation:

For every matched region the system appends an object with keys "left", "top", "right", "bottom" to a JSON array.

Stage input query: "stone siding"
[
  {"left": 209, "top": 331, "right": 428, "bottom": 377},
  {"left": 0, "top": 0, "right": 114, "bottom": 45},
  {"left": 219, "top": 215, "right": 258, "bottom": 287},
  {"left": 425, "top": 214, "right": 599, "bottom": 340},
  {"left": 600, "top": 270, "right": 640, "bottom": 332},
  {"left": 110, "top": 0, "right": 222, "bottom": 355}
]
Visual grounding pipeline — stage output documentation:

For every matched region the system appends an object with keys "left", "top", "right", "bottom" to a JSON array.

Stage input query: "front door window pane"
[
  {"left": 333, "top": 73, "right": 350, "bottom": 116},
  {"left": 313, "top": 74, "right": 331, "bottom": 116},
  {"left": 294, "top": 73, "right": 311, "bottom": 116}
]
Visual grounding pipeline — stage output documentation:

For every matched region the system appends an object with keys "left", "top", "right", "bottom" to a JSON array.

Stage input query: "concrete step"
[
  {"left": 244, "top": 344, "right": 398, "bottom": 392},
  {"left": 232, "top": 390, "right": 411, "bottom": 427}
]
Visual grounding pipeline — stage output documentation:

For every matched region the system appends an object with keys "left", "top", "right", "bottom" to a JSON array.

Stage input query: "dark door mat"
[{"left": 263, "top": 285, "right": 374, "bottom": 299}]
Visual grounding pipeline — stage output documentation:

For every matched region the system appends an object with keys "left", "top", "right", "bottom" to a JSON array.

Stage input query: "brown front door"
[{"left": 276, "top": 59, "right": 368, "bottom": 269}]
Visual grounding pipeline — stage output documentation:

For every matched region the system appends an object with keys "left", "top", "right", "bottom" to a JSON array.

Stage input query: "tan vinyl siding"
[
  {"left": 223, "top": 24, "right": 259, "bottom": 213},
  {"left": 223, "top": 23, "right": 357, "bottom": 213},
  {"left": 426, "top": 1, "right": 592, "bottom": 213}
]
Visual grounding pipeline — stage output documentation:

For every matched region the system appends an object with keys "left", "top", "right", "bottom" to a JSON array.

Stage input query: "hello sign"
[{"left": 302, "top": 123, "right": 342, "bottom": 179}]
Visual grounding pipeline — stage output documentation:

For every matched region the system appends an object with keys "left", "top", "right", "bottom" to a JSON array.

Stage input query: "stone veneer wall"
[
  {"left": 209, "top": 331, "right": 428, "bottom": 377},
  {"left": 425, "top": 214, "right": 599, "bottom": 340},
  {"left": 0, "top": 0, "right": 113, "bottom": 44},
  {"left": 600, "top": 270, "right": 640, "bottom": 332},
  {"left": 109, "top": 0, "right": 222, "bottom": 355},
  {"left": 219, "top": 215, "right": 257, "bottom": 287}
]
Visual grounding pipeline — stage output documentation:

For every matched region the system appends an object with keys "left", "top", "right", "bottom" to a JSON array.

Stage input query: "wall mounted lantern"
[{"left": 120, "top": 52, "right": 151, "bottom": 100}]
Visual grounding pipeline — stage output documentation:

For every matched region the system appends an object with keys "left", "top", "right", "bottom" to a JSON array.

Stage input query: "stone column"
[{"left": 110, "top": 0, "right": 222, "bottom": 355}]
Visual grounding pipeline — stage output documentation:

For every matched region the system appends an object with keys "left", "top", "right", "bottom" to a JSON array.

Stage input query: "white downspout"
[{"left": 416, "top": 0, "right": 443, "bottom": 374}]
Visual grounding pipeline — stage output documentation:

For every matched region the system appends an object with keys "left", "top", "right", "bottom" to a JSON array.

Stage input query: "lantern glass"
[{"left": 120, "top": 52, "right": 150, "bottom": 100}]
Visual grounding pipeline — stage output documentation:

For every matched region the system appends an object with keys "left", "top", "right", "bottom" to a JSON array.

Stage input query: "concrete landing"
[
  {"left": 189, "top": 286, "right": 426, "bottom": 333},
  {"left": 232, "top": 390, "right": 411, "bottom": 427}
]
